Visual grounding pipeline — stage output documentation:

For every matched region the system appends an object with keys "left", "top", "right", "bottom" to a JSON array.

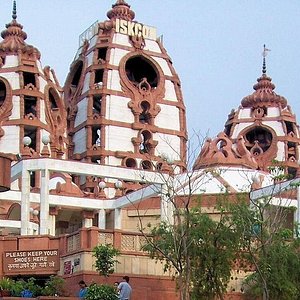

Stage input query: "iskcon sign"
[{"left": 115, "top": 19, "right": 157, "bottom": 40}]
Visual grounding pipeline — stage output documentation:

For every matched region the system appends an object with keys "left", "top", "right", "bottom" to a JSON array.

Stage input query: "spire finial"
[
  {"left": 12, "top": 0, "right": 17, "bottom": 20},
  {"left": 262, "top": 44, "right": 271, "bottom": 75}
]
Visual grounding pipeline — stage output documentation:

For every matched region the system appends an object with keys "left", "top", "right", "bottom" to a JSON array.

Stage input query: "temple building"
[{"left": 0, "top": 1, "right": 298, "bottom": 299}]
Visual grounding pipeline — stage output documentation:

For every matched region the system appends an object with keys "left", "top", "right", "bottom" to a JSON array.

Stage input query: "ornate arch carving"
[
  {"left": 0, "top": 76, "right": 13, "bottom": 138},
  {"left": 119, "top": 52, "right": 164, "bottom": 124}
]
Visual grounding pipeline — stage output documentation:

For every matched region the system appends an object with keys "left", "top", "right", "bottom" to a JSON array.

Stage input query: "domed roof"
[
  {"left": 107, "top": 0, "right": 135, "bottom": 21},
  {"left": 241, "top": 48, "right": 287, "bottom": 108},
  {"left": 0, "top": 1, "right": 40, "bottom": 58}
]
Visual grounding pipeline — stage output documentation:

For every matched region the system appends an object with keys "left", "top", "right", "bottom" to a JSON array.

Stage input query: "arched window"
[
  {"left": 141, "top": 160, "right": 152, "bottom": 170},
  {"left": 49, "top": 88, "right": 58, "bottom": 109},
  {"left": 92, "top": 127, "right": 101, "bottom": 147},
  {"left": 139, "top": 101, "right": 151, "bottom": 124},
  {"left": 0, "top": 80, "right": 6, "bottom": 107},
  {"left": 125, "top": 158, "right": 137, "bottom": 168},
  {"left": 139, "top": 130, "right": 152, "bottom": 154},
  {"left": 125, "top": 56, "right": 158, "bottom": 88}
]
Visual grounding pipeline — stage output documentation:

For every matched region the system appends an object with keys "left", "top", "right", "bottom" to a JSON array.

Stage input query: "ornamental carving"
[
  {"left": 241, "top": 74, "right": 287, "bottom": 108},
  {"left": 0, "top": 77, "right": 13, "bottom": 139},
  {"left": 193, "top": 132, "right": 258, "bottom": 170},
  {"left": 120, "top": 52, "right": 164, "bottom": 125}
]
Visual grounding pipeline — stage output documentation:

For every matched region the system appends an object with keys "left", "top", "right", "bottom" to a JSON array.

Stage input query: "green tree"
[
  {"left": 230, "top": 191, "right": 300, "bottom": 300},
  {"left": 143, "top": 201, "right": 241, "bottom": 300},
  {"left": 92, "top": 244, "right": 120, "bottom": 277}
]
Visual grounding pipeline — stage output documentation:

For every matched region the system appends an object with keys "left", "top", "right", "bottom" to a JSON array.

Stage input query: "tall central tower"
[{"left": 64, "top": 0, "right": 187, "bottom": 185}]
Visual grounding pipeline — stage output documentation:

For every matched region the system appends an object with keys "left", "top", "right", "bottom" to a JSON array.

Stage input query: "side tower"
[
  {"left": 0, "top": 2, "right": 67, "bottom": 169},
  {"left": 64, "top": 1, "right": 187, "bottom": 178},
  {"left": 225, "top": 50, "right": 300, "bottom": 176},
  {"left": 194, "top": 48, "right": 300, "bottom": 178}
]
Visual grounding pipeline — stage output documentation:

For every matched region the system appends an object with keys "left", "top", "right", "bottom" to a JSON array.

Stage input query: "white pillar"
[
  {"left": 49, "top": 214, "right": 56, "bottom": 236},
  {"left": 98, "top": 209, "right": 106, "bottom": 229},
  {"left": 114, "top": 208, "right": 122, "bottom": 229},
  {"left": 21, "top": 168, "right": 31, "bottom": 235},
  {"left": 40, "top": 169, "right": 50, "bottom": 235},
  {"left": 82, "top": 218, "right": 93, "bottom": 228},
  {"left": 160, "top": 183, "right": 174, "bottom": 225}
]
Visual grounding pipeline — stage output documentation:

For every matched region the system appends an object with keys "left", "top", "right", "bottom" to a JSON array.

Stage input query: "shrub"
[
  {"left": 42, "top": 275, "right": 65, "bottom": 296},
  {"left": 85, "top": 283, "right": 118, "bottom": 300}
]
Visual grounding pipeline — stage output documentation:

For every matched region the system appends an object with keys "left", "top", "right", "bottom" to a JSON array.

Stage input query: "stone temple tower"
[
  {"left": 64, "top": 0, "right": 187, "bottom": 188},
  {"left": 194, "top": 48, "right": 300, "bottom": 178},
  {"left": 0, "top": 2, "right": 67, "bottom": 188}
]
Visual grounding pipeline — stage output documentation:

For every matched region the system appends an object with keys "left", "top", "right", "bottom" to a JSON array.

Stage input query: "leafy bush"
[
  {"left": 85, "top": 283, "right": 118, "bottom": 300},
  {"left": 42, "top": 275, "right": 65, "bottom": 296},
  {"left": 25, "top": 277, "right": 42, "bottom": 297},
  {"left": 0, "top": 277, "right": 14, "bottom": 291},
  {"left": 10, "top": 279, "right": 26, "bottom": 297}
]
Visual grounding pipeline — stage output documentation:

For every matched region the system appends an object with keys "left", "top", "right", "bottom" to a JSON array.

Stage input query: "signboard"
[
  {"left": 3, "top": 249, "right": 60, "bottom": 275},
  {"left": 79, "top": 20, "right": 99, "bottom": 47},
  {"left": 63, "top": 260, "right": 72, "bottom": 275},
  {"left": 115, "top": 19, "right": 157, "bottom": 40}
]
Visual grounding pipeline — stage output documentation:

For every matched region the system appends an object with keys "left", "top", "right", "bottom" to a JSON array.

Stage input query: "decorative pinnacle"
[
  {"left": 262, "top": 44, "right": 271, "bottom": 75},
  {"left": 12, "top": 0, "right": 17, "bottom": 20}
]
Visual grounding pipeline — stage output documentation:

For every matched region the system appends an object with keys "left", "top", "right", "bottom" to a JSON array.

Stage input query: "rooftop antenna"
[
  {"left": 12, "top": 0, "right": 17, "bottom": 20},
  {"left": 262, "top": 44, "right": 271, "bottom": 75}
]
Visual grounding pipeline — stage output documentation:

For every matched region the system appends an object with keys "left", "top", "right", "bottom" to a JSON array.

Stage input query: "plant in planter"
[
  {"left": 42, "top": 275, "right": 65, "bottom": 296},
  {"left": 10, "top": 279, "right": 26, "bottom": 297},
  {"left": 0, "top": 277, "right": 14, "bottom": 296},
  {"left": 25, "top": 277, "right": 42, "bottom": 297},
  {"left": 85, "top": 283, "right": 118, "bottom": 300}
]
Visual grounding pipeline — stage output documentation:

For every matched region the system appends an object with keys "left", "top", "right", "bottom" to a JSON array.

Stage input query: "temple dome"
[
  {"left": 241, "top": 74, "right": 287, "bottom": 108},
  {"left": 0, "top": 1, "right": 40, "bottom": 58},
  {"left": 107, "top": 0, "right": 135, "bottom": 21}
]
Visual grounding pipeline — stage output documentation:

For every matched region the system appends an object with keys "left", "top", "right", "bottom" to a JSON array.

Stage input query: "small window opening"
[
  {"left": 287, "top": 142, "right": 296, "bottom": 159},
  {"left": 68, "top": 61, "right": 83, "bottom": 98},
  {"left": 285, "top": 121, "right": 294, "bottom": 134},
  {"left": 23, "top": 72, "right": 36, "bottom": 87},
  {"left": 125, "top": 158, "right": 137, "bottom": 168},
  {"left": 24, "top": 126, "right": 37, "bottom": 151},
  {"left": 141, "top": 160, "right": 152, "bottom": 170},
  {"left": 0, "top": 56, "right": 5, "bottom": 66},
  {"left": 95, "top": 70, "right": 104, "bottom": 87},
  {"left": 288, "top": 167, "right": 297, "bottom": 179},
  {"left": 156, "top": 162, "right": 163, "bottom": 171},
  {"left": 24, "top": 96, "right": 37, "bottom": 117},
  {"left": 49, "top": 90, "right": 58, "bottom": 109},
  {"left": 98, "top": 48, "right": 108, "bottom": 62},
  {"left": 245, "top": 127, "right": 272, "bottom": 152},
  {"left": 224, "top": 124, "right": 232, "bottom": 136},
  {"left": 139, "top": 101, "right": 151, "bottom": 124},
  {"left": 93, "top": 95, "right": 102, "bottom": 114},
  {"left": 139, "top": 131, "right": 152, "bottom": 154},
  {"left": 92, "top": 127, "right": 101, "bottom": 146},
  {"left": 71, "top": 63, "right": 83, "bottom": 86},
  {"left": 0, "top": 80, "right": 6, "bottom": 106},
  {"left": 91, "top": 157, "right": 101, "bottom": 164},
  {"left": 30, "top": 171, "right": 36, "bottom": 188}
]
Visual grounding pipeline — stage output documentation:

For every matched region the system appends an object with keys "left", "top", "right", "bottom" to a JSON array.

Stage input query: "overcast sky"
[{"left": 1, "top": 1, "right": 300, "bottom": 139}]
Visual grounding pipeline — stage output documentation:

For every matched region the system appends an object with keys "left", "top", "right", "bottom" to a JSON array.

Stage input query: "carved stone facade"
[{"left": 0, "top": 2, "right": 298, "bottom": 300}]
